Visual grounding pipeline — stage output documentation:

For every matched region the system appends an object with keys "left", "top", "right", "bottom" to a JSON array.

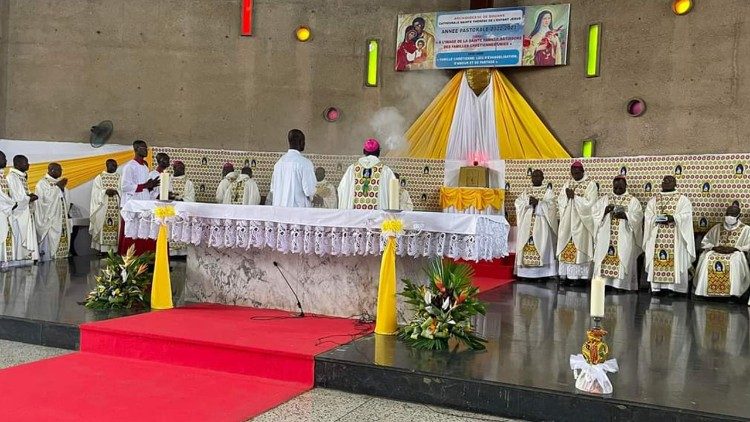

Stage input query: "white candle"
[
  {"left": 159, "top": 172, "right": 170, "bottom": 201},
  {"left": 590, "top": 276, "right": 605, "bottom": 318},
  {"left": 388, "top": 177, "right": 400, "bottom": 210}
]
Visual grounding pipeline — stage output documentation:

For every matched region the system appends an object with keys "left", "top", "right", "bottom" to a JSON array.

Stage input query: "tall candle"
[
  {"left": 388, "top": 177, "right": 400, "bottom": 210},
  {"left": 590, "top": 276, "right": 605, "bottom": 318},
  {"left": 159, "top": 172, "right": 170, "bottom": 201}
]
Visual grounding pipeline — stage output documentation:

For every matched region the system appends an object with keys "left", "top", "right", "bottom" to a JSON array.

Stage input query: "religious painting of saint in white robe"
[
  {"left": 89, "top": 171, "right": 121, "bottom": 253},
  {"left": 643, "top": 192, "right": 695, "bottom": 293},
  {"left": 34, "top": 175, "right": 72, "bottom": 262},
  {"left": 592, "top": 193, "right": 644, "bottom": 291},
  {"left": 556, "top": 178, "right": 598, "bottom": 279},
  {"left": 693, "top": 221, "right": 750, "bottom": 298},
  {"left": 514, "top": 185, "right": 558, "bottom": 279}
]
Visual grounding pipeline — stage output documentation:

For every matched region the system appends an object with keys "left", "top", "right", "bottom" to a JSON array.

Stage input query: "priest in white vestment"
[
  {"left": 270, "top": 129, "right": 317, "bottom": 208},
  {"left": 216, "top": 162, "right": 237, "bottom": 204},
  {"left": 224, "top": 166, "right": 260, "bottom": 205},
  {"left": 170, "top": 161, "right": 195, "bottom": 202},
  {"left": 514, "top": 169, "right": 558, "bottom": 279},
  {"left": 119, "top": 140, "right": 159, "bottom": 255},
  {"left": 693, "top": 203, "right": 750, "bottom": 299},
  {"left": 7, "top": 155, "right": 39, "bottom": 263},
  {"left": 643, "top": 175, "right": 695, "bottom": 294},
  {"left": 149, "top": 152, "right": 171, "bottom": 199},
  {"left": 89, "top": 159, "right": 121, "bottom": 253},
  {"left": 395, "top": 173, "right": 414, "bottom": 212},
  {"left": 312, "top": 167, "right": 337, "bottom": 209},
  {"left": 592, "top": 176, "right": 644, "bottom": 291},
  {"left": 0, "top": 151, "right": 18, "bottom": 268},
  {"left": 338, "top": 139, "right": 395, "bottom": 210},
  {"left": 34, "top": 163, "right": 72, "bottom": 262},
  {"left": 556, "top": 161, "right": 598, "bottom": 282}
]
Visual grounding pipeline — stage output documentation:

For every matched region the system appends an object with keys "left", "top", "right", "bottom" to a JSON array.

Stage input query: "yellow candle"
[
  {"left": 160, "top": 173, "right": 170, "bottom": 201},
  {"left": 590, "top": 276, "right": 605, "bottom": 318},
  {"left": 388, "top": 177, "right": 400, "bottom": 210}
]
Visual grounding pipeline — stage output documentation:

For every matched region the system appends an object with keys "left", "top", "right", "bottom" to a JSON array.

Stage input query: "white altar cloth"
[{"left": 121, "top": 201, "right": 509, "bottom": 261}]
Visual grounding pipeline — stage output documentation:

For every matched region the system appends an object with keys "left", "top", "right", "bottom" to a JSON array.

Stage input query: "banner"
[{"left": 396, "top": 4, "right": 570, "bottom": 71}]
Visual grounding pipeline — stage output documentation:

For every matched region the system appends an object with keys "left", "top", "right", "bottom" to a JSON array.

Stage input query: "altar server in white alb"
[
  {"left": 643, "top": 175, "right": 695, "bottom": 294},
  {"left": 7, "top": 154, "right": 39, "bottom": 264},
  {"left": 338, "top": 138, "right": 396, "bottom": 210},
  {"left": 216, "top": 162, "right": 237, "bottom": 203},
  {"left": 34, "top": 162, "right": 72, "bottom": 261},
  {"left": 312, "top": 167, "right": 337, "bottom": 209},
  {"left": 170, "top": 161, "right": 195, "bottom": 202},
  {"left": 89, "top": 159, "right": 121, "bottom": 254},
  {"left": 224, "top": 166, "right": 260, "bottom": 205},
  {"left": 394, "top": 173, "right": 414, "bottom": 212},
  {"left": 119, "top": 140, "right": 159, "bottom": 255},
  {"left": 514, "top": 169, "right": 558, "bottom": 279},
  {"left": 693, "top": 203, "right": 750, "bottom": 299},
  {"left": 591, "top": 176, "right": 643, "bottom": 291},
  {"left": 270, "top": 129, "right": 317, "bottom": 208},
  {"left": 556, "top": 160, "right": 598, "bottom": 282},
  {"left": 0, "top": 151, "right": 19, "bottom": 267}
]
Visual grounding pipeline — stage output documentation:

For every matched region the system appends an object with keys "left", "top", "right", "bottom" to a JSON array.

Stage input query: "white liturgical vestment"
[
  {"left": 34, "top": 174, "right": 71, "bottom": 262},
  {"left": 338, "top": 156, "right": 395, "bottom": 211},
  {"left": 693, "top": 221, "right": 750, "bottom": 298},
  {"left": 224, "top": 174, "right": 260, "bottom": 205},
  {"left": 7, "top": 168, "right": 39, "bottom": 262},
  {"left": 556, "top": 177, "right": 598, "bottom": 279},
  {"left": 270, "top": 149, "right": 317, "bottom": 208},
  {"left": 89, "top": 171, "right": 121, "bottom": 253},
  {"left": 120, "top": 159, "right": 155, "bottom": 205},
  {"left": 514, "top": 185, "right": 558, "bottom": 278}
]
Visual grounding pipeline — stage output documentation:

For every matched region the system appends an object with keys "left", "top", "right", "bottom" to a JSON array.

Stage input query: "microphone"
[{"left": 273, "top": 261, "right": 304, "bottom": 318}]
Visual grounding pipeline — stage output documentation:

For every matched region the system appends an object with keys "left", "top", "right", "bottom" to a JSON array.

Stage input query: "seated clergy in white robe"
[
  {"left": 556, "top": 161, "right": 598, "bottom": 281},
  {"left": 394, "top": 173, "right": 414, "bottom": 212},
  {"left": 592, "top": 176, "right": 644, "bottom": 291},
  {"left": 338, "top": 138, "right": 395, "bottom": 210},
  {"left": 170, "top": 161, "right": 195, "bottom": 202},
  {"left": 215, "top": 162, "right": 237, "bottom": 203},
  {"left": 34, "top": 163, "right": 72, "bottom": 262},
  {"left": 89, "top": 159, "right": 121, "bottom": 253},
  {"left": 7, "top": 155, "right": 39, "bottom": 263},
  {"left": 270, "top": 129, "right": 317, "bottom": 208},
  {"left": 643, "top": 175, "right": 695, "bottom": 294},
  {"left": 312, "top": 167, "right": 337, "bottom": 209},
  {"left": 694, "top": 203, "right": 750, "bottom": 299},
  {"left": 514, "top": 170, "right": 558, "bottom": 279},
  {"left": 224, "top": 166, "right": 260, "bottom": 205}
]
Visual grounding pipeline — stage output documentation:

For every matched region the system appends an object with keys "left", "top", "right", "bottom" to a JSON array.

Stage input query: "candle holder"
[{"left": 570, "top": 315, "right": 618, "bottom": 395}]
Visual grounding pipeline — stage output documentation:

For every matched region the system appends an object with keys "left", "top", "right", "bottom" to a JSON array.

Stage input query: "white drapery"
[
  {"left": 443, "top": 73, "right": 505, "bottom": 189},
  {"left": 122, "top": 201, "right": 510, "bottom": 262}
]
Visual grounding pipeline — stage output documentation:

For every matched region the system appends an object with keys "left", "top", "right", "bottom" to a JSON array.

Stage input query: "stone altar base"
[{"left": 186, "top": 245, "right": 428, "bottom": 319}]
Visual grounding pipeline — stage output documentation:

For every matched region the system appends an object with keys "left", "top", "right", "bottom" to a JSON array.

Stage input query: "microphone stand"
[{"left": 273, "top": 261, "right": 304, "bottom": 318}]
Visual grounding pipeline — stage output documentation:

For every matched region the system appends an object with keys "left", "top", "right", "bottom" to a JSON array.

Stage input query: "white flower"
[
  {"left": 121, "top": 268, "right": 128, "bottom": 283},
  {"left": 424, "top": 291, "right": 432, "bottom": 305},
  {"left": 442, "top": 298, "right": 451, "bottom": 310}
]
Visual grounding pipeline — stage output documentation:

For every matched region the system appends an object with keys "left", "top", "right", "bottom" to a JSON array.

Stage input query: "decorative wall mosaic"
[
  {"left": 503, "top": 154, "right": 750, "bottom": 231},
  {"left": 152, "top": 147, "right": 446, "bottom": 212},
  {"left": 153, "top": 148, "right": 750, "bottom": 231}
]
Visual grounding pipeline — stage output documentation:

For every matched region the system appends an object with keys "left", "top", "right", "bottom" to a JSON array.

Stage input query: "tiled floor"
[{"left": 0, "top": 339, "right": 515, "bottom": 422}]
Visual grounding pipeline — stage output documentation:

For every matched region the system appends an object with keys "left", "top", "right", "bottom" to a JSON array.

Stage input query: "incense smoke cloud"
[{"left": 369, "top": 107, "right": 407, "bottom": 151}]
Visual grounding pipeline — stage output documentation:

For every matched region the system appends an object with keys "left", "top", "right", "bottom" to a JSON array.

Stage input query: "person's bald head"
[
  {"left": 241, "top": 166, "right": 252, "bottom": 177},
  {"left": 13, "top": 155, "right": 29, "bottom": 172},
  {"left": 105, "top": 159, "right": 118, "bottom": 173},
  {"left": 48, "top": 162, "right": 62, "bottom": 179},
  {"left": 661, "top": 175, "right": 677, "bottom": 192},
  {"left": 531, "top": 169, "right": 544, "bottom": 186},
  {"left": 613, "top": 176, "right": 627, "bottom": 195},
  {"left": 726, "top": 203, "right": 741, "bottom": 217},
  {"left": 315, "top": 167, "right": 325, "bottom": 182}
]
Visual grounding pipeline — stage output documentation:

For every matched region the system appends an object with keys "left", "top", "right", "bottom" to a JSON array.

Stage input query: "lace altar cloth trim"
[{"left": 122, "top": 202, "right": 509, "bottom": 261}]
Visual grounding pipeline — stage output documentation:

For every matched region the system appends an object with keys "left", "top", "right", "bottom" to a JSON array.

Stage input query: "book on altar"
[{"left": 458, "top": 166, "right": 489, "bottom": 188}]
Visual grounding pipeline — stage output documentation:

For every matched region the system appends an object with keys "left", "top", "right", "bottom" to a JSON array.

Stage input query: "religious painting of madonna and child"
[{"left": 395, "top": 4, "right": 569, "bottom": 71}]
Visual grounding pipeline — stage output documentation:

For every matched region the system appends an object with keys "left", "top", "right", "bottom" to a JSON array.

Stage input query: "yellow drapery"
[
  {"left": 375, "top": 236, "right": 398, "bottom": 335},
  {"left": 439, "top": 187, "right": 505, "bottom": 212},
  {"left": 23, "top": 148, "right": 149, "bottom": 191},
  {"left": 398, "top": 70, "right": 570, "bottom": 160},
  {"left": 151, "top": 224, "right": 174, "bottom": 310}
]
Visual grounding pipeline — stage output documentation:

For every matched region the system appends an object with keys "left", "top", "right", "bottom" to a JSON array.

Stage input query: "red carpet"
[
  {"left": 0, "top": 304, "right": 373, "bottom": 421},
  {"left": 460, "top": 254, "right": 516, "bottom": 292}
]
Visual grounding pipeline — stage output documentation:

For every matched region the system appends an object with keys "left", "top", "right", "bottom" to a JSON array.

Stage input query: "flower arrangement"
[
  {"left": 381, "top": 217, "right": 404, "bottom": 237},
  {"left": 398, "top": 259, "right": 487, "bottom": 351},
  {"left": 84, "top": 245, "right": 154, "bottom": 310}
]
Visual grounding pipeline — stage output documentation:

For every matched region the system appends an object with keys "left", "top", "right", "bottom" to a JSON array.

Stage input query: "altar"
[{"left": 122, "top": 201, "right": 510, "bottom": 317}]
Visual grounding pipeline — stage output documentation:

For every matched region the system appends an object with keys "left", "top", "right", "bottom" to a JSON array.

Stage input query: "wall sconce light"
[
  {"left": 586, "top": 23, "right": 601, "bottom": 78},
  {"left": 626, "top": 98, "right": 646, "bottom": 117},
  {"left": 582, "top": 139, "right": 596, "bottom": 158},
  {"left": 323, "top": 107, "right": 341, "bottom": 122},
  {"left": 365, "top": 39, "right": 380, "bottom": 87},
  {"left": 672, "top": 0, "right": 694, "bottom": 15},
  {"left": 295, "top": 26, "right": 311, "bottom": 42}
]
